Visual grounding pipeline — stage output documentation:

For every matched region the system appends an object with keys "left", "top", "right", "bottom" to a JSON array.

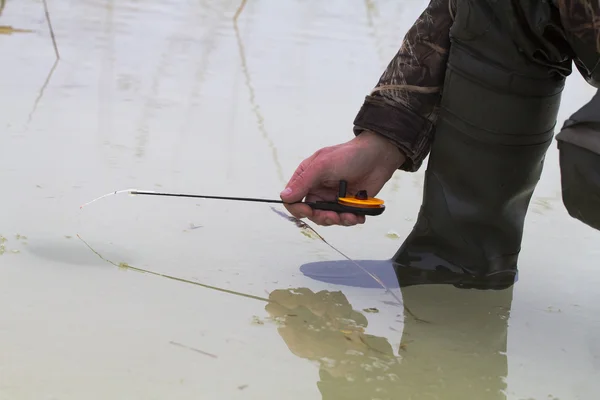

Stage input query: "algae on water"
[
  {"left": 118, "top": 262, "right": 131, "bottom": 271},
  {"left": 0, "top": 26, "right": 34, "bottom": 35},
  {"left": 385, "top": 230, "right": 401, "bottom": 239}
]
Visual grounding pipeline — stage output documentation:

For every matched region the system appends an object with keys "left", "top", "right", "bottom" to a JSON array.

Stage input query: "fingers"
[
  {"left": 280, "top": 147, "right": 367, "bottom": 227},
  {"left": 283, "top": 202, "right": 314, "bottom": 220},
  {"left": 311, "top": 210, "right": 341, "bottom": 226},
  {"left": 280, "top": 153, "right": 324, "bottom": 220},
  {"left": 306, "top": 210, "right": 366, "bottom": 227},
  {"left": 283, "top": 202, "right": 366, "bottom": 226},
  {"left": 339, "top": 212, "right": 365, "bottom": 226}
]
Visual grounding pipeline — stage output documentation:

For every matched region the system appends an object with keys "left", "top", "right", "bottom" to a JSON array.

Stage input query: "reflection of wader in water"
[
  {"left": 265, "top": 283, "right": 513, "bottom": 400},
  {"left": 393, "top": 0, "right": 600, "bottom": 289}
]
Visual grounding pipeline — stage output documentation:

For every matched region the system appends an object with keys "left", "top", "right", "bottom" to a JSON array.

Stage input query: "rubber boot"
[
  {"left": 392, "top": 1, "right": 566, "bottom": 290},
  {"left": 556, "top": 90, "right": 600, "bottom": 231}
]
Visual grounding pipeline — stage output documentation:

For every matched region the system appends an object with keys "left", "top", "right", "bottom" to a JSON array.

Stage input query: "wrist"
[{"left": 355, "top": 130, "right": 406, "bottom": 169}]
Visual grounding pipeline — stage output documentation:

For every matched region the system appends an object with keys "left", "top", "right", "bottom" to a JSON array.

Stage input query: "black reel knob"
[{"left": 355, "top": 190, "right": 368, "bottom": 200}]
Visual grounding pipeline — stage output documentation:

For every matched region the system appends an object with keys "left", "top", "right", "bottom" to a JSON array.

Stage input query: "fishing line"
[
  {"left": 77, "top": 234, "right": 271, "bottom": 303},
  {"left": 79, "top": 188, "right": 405, "bottom": 311},
  {"left": 304, "top": 226, "right": 404, "bottom": 306}
]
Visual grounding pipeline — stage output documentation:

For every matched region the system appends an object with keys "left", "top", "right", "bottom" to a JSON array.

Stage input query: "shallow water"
[{"left": 1, "top": 0, "right": 599, "bottom": 399}]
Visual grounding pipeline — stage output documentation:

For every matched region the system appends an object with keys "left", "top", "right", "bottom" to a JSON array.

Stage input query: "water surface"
[{"left": 1, "top": 1, "right": 599, "bottom": 399}]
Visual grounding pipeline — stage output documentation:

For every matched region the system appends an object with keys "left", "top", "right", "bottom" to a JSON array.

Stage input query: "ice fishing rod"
[{"left": 81, "top": 180, "right": 386, "bottom": 216}]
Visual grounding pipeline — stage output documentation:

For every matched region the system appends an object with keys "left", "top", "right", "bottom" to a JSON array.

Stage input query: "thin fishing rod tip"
[{"left": 79, "top": 188, "right": 140, "bottom": 209}]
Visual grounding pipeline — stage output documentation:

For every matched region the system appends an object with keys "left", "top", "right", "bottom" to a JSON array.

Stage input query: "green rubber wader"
[
  {"left": 556, "top": 90, "right": 600, "bottom": 231},
  {"left": 392, "top": 0, "right": 566, "bottom": 289}
]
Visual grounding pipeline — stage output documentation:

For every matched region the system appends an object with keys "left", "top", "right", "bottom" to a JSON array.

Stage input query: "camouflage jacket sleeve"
[
  {"left": 556, "top": 0, "right": 600, "bottom": 87},
  {"left": 352, "top": 0, "right": 453, "bottom": 172}
]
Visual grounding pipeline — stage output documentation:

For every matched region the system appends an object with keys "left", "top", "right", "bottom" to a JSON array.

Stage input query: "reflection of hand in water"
[{"left": 266, "top": 285, "right": 514, "bottom": 400}]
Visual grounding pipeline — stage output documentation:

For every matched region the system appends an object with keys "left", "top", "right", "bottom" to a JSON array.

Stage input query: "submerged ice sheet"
[{"left": 1, "top": 0, "right": 599, "bottom": 399}]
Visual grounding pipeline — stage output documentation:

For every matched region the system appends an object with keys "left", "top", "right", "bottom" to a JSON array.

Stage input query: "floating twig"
[
  {"left": 233, "top": 0, "right": 247, "bottom": 22},
  {"left": 169, "top": 341, "right": 218, "bottom": 359}
]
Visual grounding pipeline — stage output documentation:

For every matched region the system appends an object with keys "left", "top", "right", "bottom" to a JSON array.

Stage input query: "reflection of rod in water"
[{"left": 233, "top": 2, "right": 286, "bottom": 184}]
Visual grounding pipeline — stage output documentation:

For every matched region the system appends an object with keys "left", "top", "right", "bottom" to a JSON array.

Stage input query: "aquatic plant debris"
[
  {"left": 0, "top": 26, "right": 34, "bottom": 35},
  {"left": 385, "top": 230, "right": 401, "bottom": 239},
  {"left": 0, "top": 235, "right": 25, "bottom": 255},
  {"left": 363, "top": 308, "right": 380, "bottom": 313}
]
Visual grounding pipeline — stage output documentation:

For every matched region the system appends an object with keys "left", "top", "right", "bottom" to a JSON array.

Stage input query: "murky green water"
[{"left": 1, "top": 0, "right": 599, "bottom": 399}]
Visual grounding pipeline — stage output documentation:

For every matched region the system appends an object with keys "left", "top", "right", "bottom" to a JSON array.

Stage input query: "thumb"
[{"left": 280, "top": 159, "right": 321, "bottom": 203}]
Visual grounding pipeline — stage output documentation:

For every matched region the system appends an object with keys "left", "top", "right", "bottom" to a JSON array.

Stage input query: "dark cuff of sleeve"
[{"left": 352, "top": 95, "right": 433, "bottom": 172}]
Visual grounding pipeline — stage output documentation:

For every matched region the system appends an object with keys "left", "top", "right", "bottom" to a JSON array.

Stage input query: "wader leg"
[
  {"left": 556, "top": 90, "right": 600, "bottom": 231},
  {"left": 299, "top": 1, "right": 567, "bottom": 291},
  {"left": 392, "top": 4, "right": 565, "bottom": 290}
]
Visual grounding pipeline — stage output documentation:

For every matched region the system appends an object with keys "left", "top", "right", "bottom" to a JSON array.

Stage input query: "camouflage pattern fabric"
[{"left": 353, "top": 0, "right": 600, "bottom": 172}]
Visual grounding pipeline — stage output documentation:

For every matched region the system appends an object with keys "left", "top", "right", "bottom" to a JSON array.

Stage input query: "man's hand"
[{"left": 280, "top": 131, "right": 405, "bottom": 226}]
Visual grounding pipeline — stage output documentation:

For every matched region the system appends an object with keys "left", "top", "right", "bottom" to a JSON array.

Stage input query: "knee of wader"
[{"left": 557, "top": 137, "right": 600, "bottom": 232}]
